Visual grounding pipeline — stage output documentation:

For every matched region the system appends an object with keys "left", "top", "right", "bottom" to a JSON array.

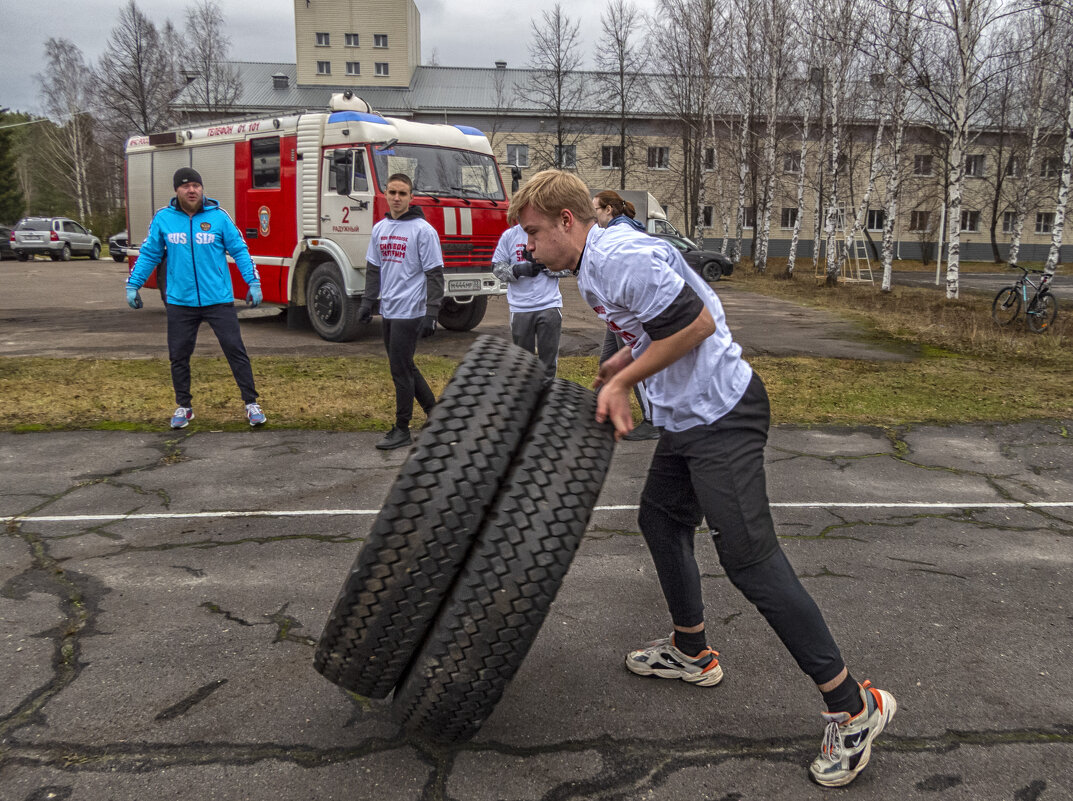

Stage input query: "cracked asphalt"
[{"left": 2, "top": 421, "right": 1072, "bottom": 801}]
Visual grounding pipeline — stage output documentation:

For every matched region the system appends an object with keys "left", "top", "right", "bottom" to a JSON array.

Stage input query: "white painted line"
[{"left": 3, "top": 501, "right": 1073, "bottom": 524}]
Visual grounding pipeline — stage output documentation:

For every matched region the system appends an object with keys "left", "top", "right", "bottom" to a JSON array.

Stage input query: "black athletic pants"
[
  {"left": 382, "top": 316, "right": 436, "bottom": 429},
  {"left": 166, "top": 302, "right": 257, "bottom": 407},
  {"left": 637, "top": 372, "right": 845, "bottom": 685}
]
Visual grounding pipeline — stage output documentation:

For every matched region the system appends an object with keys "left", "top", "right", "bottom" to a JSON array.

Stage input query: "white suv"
[{"left": 11, "top": 217, "right": 101, "bottom": 261}]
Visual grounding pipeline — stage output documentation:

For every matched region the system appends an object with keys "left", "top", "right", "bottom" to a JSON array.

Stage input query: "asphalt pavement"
[
  {"left": 2, "top": 259, "right": 1072, "bottom": 800},
  {"left": 2, "top": 422, "right": 1072, "bottom": 801}
]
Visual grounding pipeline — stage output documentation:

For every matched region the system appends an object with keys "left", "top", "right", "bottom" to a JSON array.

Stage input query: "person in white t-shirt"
[
  {"left": 491, "top": 223, "right": 563, "bottom": 385},
  {"left": 508, "top": 169, "right": 896, "bottom": 790},
  {"left": 359, "top": 173, "right": 443, "bottom": 450}
]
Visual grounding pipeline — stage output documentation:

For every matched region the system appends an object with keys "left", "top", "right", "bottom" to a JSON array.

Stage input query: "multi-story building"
[{"left": 170, "top": 0, "right": 1069, "bottom": 264}]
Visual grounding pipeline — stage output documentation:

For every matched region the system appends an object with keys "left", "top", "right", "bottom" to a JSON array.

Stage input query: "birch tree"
[
  {"left": 595, "top": 0, "right": 648, "bottom": 191},
  {"left": 1042, "top": 6, "right": 1073, "bottom": 274},
  {"left": 522, "top": 4, "right": 587, "bottom": 170},
  {"left": 181, "top": 0, "right": 241, "bottom": 115},
  {"left": 37, "top": 38, "right": 97, "bottom": 222},
  {"left": 1007, "top": 2, "right": 1060, "bottom": 266},
  {"left": 646, "top": 0, "right": 725, "bottom": 241},
  {"left": 725, "top": 0, "right": 762, "bottom": 263},
  {"left": 912, "top": 0, "right": 1023, "bottom": 298},
  {"left": 753, "top": 0, "right": 795, "bottom": 272}
]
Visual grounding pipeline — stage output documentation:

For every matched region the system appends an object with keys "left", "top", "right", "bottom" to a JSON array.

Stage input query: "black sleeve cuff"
[{"left": 641, "top": 284, "right": 705, "bottom": 340}]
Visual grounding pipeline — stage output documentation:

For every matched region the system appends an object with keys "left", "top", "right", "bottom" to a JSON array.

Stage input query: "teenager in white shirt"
[
  {"left": 508, "top": 169, "right": 896, "bottom": 789},
  {"left": 360, "top": 173, "right": 443, "bottom": 450}
]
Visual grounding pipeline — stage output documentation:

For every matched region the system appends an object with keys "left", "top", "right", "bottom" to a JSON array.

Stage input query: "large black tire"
[
  {"left": 60, "top": 244, "right": 71, "bottom": 261},
  {"left": 307, "top": 262, "right": 362, "bottom": 341},
  {"left": 438, "top": 295, "right": 488, "bottom": 331},
  {"left": 314, "top": 336, "right": 547, "bottom": 698},
  {"left": 90, "top": 244, "right": 100, "bottom": 260},
  {"left": 112, "top": 253, "right": 125, "bottom": 263},
  {"left": 392, "top": 378, "right": 615, "bottom": 743}
]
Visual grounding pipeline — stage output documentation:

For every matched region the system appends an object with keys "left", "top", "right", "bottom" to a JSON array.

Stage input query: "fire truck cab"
[{"left": 124, "top": 92, "right": 508, "bottom": 341}]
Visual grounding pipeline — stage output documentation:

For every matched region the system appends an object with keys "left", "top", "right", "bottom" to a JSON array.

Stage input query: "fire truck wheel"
[
  {"left": 438, "top": 295, "right": 488, "bottom": 332},
  {"left": 314, "top": 336, "right": 547, "bottom": 699},
  {"left": 307, "top": 262, "right": 362, "bottom": 341},
  {"left": 392, "top": 378, "right": 615, "bottom": 744}
]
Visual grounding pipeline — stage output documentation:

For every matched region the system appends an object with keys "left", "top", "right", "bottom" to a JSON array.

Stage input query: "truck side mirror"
[{"left": 333, "top": 151, "right": 352, "bottom": 195}]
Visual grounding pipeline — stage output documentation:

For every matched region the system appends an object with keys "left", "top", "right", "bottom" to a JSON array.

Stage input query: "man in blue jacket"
[{"left": 126, "top": 167, "right": 266, "bottom": 429}]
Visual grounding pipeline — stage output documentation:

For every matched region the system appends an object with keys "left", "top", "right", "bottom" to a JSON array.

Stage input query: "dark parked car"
[
  {"left": 0, "top": 225, "right": 14, "bottom": 260},
  {"left": 11, "top": 216, "right": 101, "bottom": 261},
  {"left": 650, "top": 233, "right": 733, "bottom": 282},
  {"left": 108, "top": 230, "right": 131, "bottom": 262}
]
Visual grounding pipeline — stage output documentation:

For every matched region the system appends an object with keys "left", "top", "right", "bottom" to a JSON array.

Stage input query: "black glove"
[
  {"left": 512, "top": 260, "right": 541, "bottom": 279},
  {"left": 419, "top": 315, "right": 437, "bottom": 338},
  {"left": 357, "top": 302, "right": 373, "bottom": 325}
]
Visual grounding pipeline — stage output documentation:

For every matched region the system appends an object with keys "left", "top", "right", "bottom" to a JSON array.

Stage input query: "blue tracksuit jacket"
[{"left": 129, "top": 197, "right": 260, "bottom": 307}]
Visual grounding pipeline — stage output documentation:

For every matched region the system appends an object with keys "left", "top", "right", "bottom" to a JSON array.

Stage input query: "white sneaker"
[
  {"left": 810, "top": 681, "right": 897, "bottom": 787},
  {"left": 625, "top": 634, "right": 723, "bottom": 686}
]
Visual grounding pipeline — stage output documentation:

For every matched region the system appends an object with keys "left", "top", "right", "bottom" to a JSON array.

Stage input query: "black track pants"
[
  {"left": 637, "top": 373, "right": 845, "bottom": 685},
  {"left": 382, "top": 316, "right": 435, "bottom": 429},
  {"left": 166, "top": 302, "right": 258, "bottom": 407}
]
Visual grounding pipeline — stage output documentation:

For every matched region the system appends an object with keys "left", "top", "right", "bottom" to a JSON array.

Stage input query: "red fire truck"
[{"left": 124, "top": 92, "right": 508, "bottom": 340}]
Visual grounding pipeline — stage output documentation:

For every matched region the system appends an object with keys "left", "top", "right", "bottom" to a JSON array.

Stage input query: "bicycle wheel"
[
  {"left": 991, "top": 287, "right": 1021, "bottom": 326},
  {"left": 1026, "top": 291, "right": 1058, "bottom": 333}
]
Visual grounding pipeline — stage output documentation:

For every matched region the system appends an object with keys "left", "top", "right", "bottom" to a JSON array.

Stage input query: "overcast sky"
[{"left": 1, "top": 0, "right": 662, "bottom": 115}]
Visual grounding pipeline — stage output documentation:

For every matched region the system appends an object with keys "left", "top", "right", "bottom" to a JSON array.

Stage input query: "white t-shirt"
[
  {"left": 365, "top": 212, "right": 444, "bottom": 319},
  {"left": 577, "top": 224, "right": 753, "bottom": 432},
  {"left": 493, "top": 224, "right": 563, "bottom": 314}
]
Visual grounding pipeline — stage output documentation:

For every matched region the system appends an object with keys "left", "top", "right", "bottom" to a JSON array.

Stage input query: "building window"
[
  {"left": 704, "top": 147, "right": 715, "bottom": 171},
  {"left": 913, "top": 154, "right": 933, "bottom": 176},
  {"left": 1040, "top": 157, "right": 1061, "bottom": 179},
  {"left": 743, "top": 206, "right": 756, "bottom": 229},
  {"left": 315, "top": 32, "right": 330, "bottom": 47},
  {"left": 783, "top": 152, "right": 801, "bottom": 174},
  {"left": 506, "top": 144, "right": 529, "bottom": 167},
  {"left": 960, "top": 210, "right": 980, "bottom": 232},
  {"left": 1002, "top": 211, "right": 1017, "bottom": 234},
  {"left": 910, "top": 210, "right": 931, "bottom": 232},
  {"left": 780, "top": 207, "right": 797, "bottom": 229},
  {"left": 1005, "top": 157, "right": 1020, "bottom": 178},
  {"left": 374, "top": 62, "right": 389, "bottom": 77},
  {"left": 1036, "top": 212, "right": 1055, "bottom": 234},
  {"left": 647, "top": 146, "right": 670, "bottom": 169},
  {"left": 867, "top": 209, "right": 885, "bottom": 231},
  {"left": 965, "top": 155, "right": 984, "bottom": 177},
  {"left": 555, "top": 145, "right": 577, "bottom": 169},
  {"left": 346, "top": 61, "right": 360, "bottom": 76},
  {"left": 250, "top": 137, "right": 281, "bottom": 189},
  {"left": 374, "top": 34, "right": 388, "bottom": 48},
  {"left": 316, "top": 60, "right": 331, "bottom": 75},
  {"left": 601, "top": 146, "right": 622, "bottom": 169},
  {"left": 345, "top": 33, "right": 359, "bottom": 47},
  {"left": 702, "top": 205, "right": 713, "bottom": 227}
]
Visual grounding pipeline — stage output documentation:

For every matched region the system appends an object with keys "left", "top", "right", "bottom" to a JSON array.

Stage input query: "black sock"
[
  {"left": 672, "top": 629, "right": 708, "bottom": 658},
  {"left": 821, "top": 672, "right": 864, "bottom": 717}
]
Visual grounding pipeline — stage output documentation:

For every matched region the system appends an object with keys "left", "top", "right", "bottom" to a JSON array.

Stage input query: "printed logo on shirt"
[
  {"left": 195, "top": 232, "right": 217, "bottom": 244},
  {"left": 377, "top": 233, "right": 409, "bottom": 265},
  {"left": 200, "top": 222, "right": 211, "bottom": 231},
  {"left": 167, "top": 232, "right": 187, "bottom": 245}
]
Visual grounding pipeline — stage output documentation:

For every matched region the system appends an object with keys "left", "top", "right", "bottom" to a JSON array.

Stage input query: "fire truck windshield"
[{"left": 371, "top": 144, "right": 506, "bottom": 201}]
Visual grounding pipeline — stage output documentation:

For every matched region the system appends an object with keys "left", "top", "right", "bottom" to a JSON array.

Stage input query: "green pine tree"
[{"left": 0, "top": 126, "right": 25, "bottom": 224}]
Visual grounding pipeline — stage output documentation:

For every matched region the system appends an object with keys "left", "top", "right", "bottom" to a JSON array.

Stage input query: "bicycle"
[{"left": 991, "top": 264, "right": 1059, "bottom": 333}]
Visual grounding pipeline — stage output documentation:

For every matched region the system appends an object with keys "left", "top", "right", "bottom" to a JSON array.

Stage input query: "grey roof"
[{"left": 171, "top": 61, "right": 663, "bottom": 119}]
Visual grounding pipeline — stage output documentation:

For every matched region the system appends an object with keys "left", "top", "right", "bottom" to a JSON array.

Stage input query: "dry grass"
[{"left": 2, "top": 259, "right": 1071, "bottom": 431}]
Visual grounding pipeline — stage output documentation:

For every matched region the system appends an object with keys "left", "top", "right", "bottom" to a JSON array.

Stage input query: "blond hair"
[{"left": 507, "top": 169, "right": 596, "bottom": 226}]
